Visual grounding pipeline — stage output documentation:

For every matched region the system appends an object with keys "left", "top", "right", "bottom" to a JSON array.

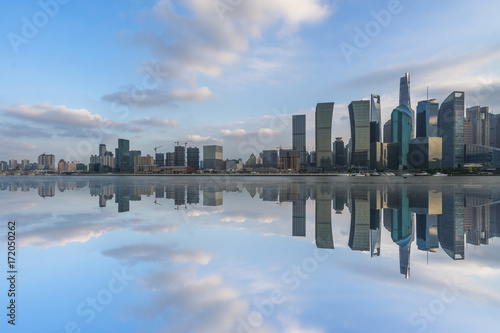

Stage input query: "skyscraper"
[
  {"left": 99, "top": 143, "right": 107, "bottom": 156},
  {"left": 383, "top": 119, "right": 392, "bottom": 143},
  {"left": 348, "top": 100, "right": 370, "bottom": 168},
  {"left": 370, "top": 94, "right": 381, "bottom": 143},
  {"left": 490, "top": 113, "right": 500, "bottom": 148},
  {"left": 391, "top": 105, "right": 413, "bottom": 169},
  {"left": 438, "top": 92, "right": 465, "bottom": 168},
  {"left": 292, "top": 114, "right": 307, "bottom": 169},
  {"left": 466, "top": 106, "right": 490, "bottom": 146},
  {"left": 203, "top": 145, "right": 223, "bottom": 170},
  {"left": 333, "top": 137, "right": 345, "bottom": 167},
  {"left": 116, "top": 139, "right": 131, "bottom": 172},
  {"left": 38, "top": 153, "right": 56, "bottom": 170},
  {"left": 399, "top": 73, "right": 415, "bottom": 138},
  {"left": 416, "top": 99, "right": 439, "bottom": 138},
  {"left": 174, "top": 146, "right": 186, "bottom": 166},
  {"left": 315, "top": 102, "right": 334, "bottom": 170},
  {"left": 187, "top": 147, "right": 200, "bottom": 170}
]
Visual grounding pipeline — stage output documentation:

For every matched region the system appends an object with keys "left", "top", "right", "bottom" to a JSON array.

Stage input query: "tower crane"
[
  {"left": 154, "top": 146, "right": 162, "bottom": 155},
  {"left": 175, "top": 141, "right": 188, "bottom": 148}
]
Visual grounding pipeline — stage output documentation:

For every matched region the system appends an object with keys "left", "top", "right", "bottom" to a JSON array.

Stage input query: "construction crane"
[
  {"left": 154, "top": 146, "right": 162, "bottom": 155},
  {"left": 175, "top": 141, "right": 188, "bottom": 148}
]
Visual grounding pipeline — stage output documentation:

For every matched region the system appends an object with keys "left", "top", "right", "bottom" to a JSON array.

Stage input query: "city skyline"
[{"left": 1, "top": 1, "right": 500, "bottom": 162}]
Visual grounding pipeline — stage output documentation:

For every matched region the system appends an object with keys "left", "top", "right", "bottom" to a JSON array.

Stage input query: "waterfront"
[{"left": 1, "top": 176, "right": 499, "bottom": 332}]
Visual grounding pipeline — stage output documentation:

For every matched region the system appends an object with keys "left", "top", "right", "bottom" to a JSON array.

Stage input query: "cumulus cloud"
[
  {"left": 187, "top": 134, "right": 223, "bottom": 144},
  {"left": 221, "top": 128, "right": 247, "bottom": 138},
  {"left": 102, "top": 244, "right": 212, "bottom": 265},
  {"left": 0, "top": 124, "right": 52, "bottom": 138},
  {"left": 132, "top": 116, "right": 179, "bottom": 127},
  {"left": 2, "top": 104, "right": 120, "bottom": 128},
  {"left": 102, "top": 85, "right": 213, "bottom": 107},
  {"left": 103, "top": 0, "right": 332, "bottom": 107}
]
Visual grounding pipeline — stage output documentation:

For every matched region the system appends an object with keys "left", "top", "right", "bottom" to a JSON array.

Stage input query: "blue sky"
[{"left": 1, "top": 0, "right": 500, "bottom": 162}]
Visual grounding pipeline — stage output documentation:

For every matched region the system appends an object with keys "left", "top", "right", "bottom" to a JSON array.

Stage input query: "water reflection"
[{"left": 2, "top": 176, "right": 499, "bottom": 281}]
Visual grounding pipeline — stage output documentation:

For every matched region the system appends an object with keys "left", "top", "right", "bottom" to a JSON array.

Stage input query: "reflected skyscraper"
[
  {"left": 315, "top": 103, "right": 334, "bottom": 170},
  {"left": 315, "top": 185, "right": 334, "bottom": 248},
  {"left": 348, "top": 187, "right": 370, "bottom": 252},
  {"left": 438, "top": 186, "right": 465, "bottom": 260},
  {"left": 293, "top": 200, "right": 306, "bottom": 237}
]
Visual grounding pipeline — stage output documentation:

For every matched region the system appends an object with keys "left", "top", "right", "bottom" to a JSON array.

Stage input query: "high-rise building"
[
  {"left": 349, "top": 100, "right": 370, "bottom": 168},
  {"left": 99, "top": 143, "right": 107, "bottom": 156},
  {"left": 370, "top": 94, "right": 381, "bottom": 143},
  {"left": 315, "top": 102, "right": 334, "bottom": 170},
  {"left": 129, "top": 150, "right": 141, "bottom": 168},
  {"left": 292, "top": 114, "right": 307, "bottom": 169},
  {"left": 203, "top": 145, "right": 223, "bottom": 170},
  {"left": 466, "top": 106, "right": 490, "bottom": 146},
  {"left": 155, "top": 153, "right": 165, "bottom": 167},
  {"left": 187, "top": 147, "right": 200, "bottom": 170},
  {"left": 174, "top": 146, "right": 186, "bottom": 166},
  {"left": 9, "top": 159, "right": 18, "bottom": 170},
  {"left": 0, "top": 161, "right": 8, "bottom": 171},
  {"left": 464, "top": 118, "right": 473, "bottom": 146},
  {"left": 38, "top": 153, "right": 56, "bottom": 170},
  {"left": 416, "top": 99, "right": 439, "bottom": 138},
  {"left": 21, "top": 159, "right": 30, "bottom": 170},
  {"left": 262, "top": 150, "right": 279, "bottom": 168},
  {"left": 408, "top": 137, "right": 442, "bottom": 169},
  {"left": 399, "top": 73, "right": 415, "bottom": 138},
  {"left": 438, "top": 92, "right": 465, "bottom": 168},
  {"left": 490, "top": 113, "right": 500, "bottom": 148},
  {"left": 333, "top": 137, "right": 345, "bottom": 167},
  {"left": 383, "top": 119, "right": 392, "bottom": 143},
  {"left": 116, "top": 139, "right": 131, "bottom": 172},
  {"left": 166, "top": 152, "right": 175, "bottom": 166},
  {"left": 391, "top": 105, "right": 413, "bottom": 169}
]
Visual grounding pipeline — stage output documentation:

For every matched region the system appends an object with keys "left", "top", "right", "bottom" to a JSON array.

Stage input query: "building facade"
[
  {"left": 349, "top": 100, "right": 370, "bottom": 168},
  {"left": 416, "top": 99, "right": 439, "bottom": 138},
  {"left": 438, "top": 92, "right": 465, "bottom": 168},
  {"left": 187, "top": 147, "right": 200, "bottom": 170},
  {"left": 391, "top": 104, "right": 413, "bottom": 169},
  {"left": 466, "top": 106, "right": 490, "bottom": 146},
  {"left": 315, "top": 102, "right": 334, "bottom": 170},
  {"left": 203, "top": 145, "right": 224, "bottom": 170},
  {"left": 292, "top": 114, "right": 307, "bottom": 169}
]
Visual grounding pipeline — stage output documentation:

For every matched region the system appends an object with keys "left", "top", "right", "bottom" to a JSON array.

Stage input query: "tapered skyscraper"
[
  {"left": 370, "top": 94, "right": 381, "bottom": 143},
  {"left": 400, "top": 73, "right": 415, "bottom": 138},
  {"left": 315, "top": 103, "right": 334, "bottom": 170}
]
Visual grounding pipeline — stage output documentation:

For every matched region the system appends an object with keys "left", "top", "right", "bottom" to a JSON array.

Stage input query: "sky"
[{"left": 1, "top": 0, "right": 500, "bottom": 163}]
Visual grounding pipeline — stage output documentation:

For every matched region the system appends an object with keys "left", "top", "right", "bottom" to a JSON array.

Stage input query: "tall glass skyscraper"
[
  {"left": 466, "top": 106, "right": 490, "bottom": 146},
  {"left": 399, "top": 73, "right": 415, "bottom": 138},
  {"left": 292, "top": 114, "right": 307, "bottom": 169},
  {"left": 349, "top": 100, "right": 370, "bottom": 168},
  {"left": 416, "top": 99, "right": 439, "bottom": 138},
  {"left": 370, "top": 94, "right": 381, "bottom": 143},
  {"left": 438, "top": 92, "right": 465, "bottom": 168},
  {"left": 315, "top": 103, "right": 334, "bottom": 170},
  {"left": 391, "top": 105, "right": 413, "bottom": 169}
]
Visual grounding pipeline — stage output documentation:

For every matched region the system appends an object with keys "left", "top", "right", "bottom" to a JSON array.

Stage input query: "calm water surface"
[{"left": 1, "top": 176, "right": 499, "bottom": 333}]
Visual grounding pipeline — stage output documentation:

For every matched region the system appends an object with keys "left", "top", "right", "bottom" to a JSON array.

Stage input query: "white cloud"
[
  {"left": 133, "top": 116, "right": 179, "bottom": 127},
  {"left": 187, "top": 134, "right": 224, "bottom": 144},
  {"left": 221, "top": 128, "right": 247, "bottom": 138}
]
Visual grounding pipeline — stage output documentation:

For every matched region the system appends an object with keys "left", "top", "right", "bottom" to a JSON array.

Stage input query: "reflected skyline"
[{"left": 3, "top": 176, "right": 500, "bottom": 279}]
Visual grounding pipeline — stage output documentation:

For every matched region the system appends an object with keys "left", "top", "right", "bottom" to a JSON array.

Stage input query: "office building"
[
  {"left": 292, "top": 114, "right": 307, "bottom": 169},
  {"left": 333, "top": 137, "right": 345, "bottom": 167},
  {"left": 315, "top": 102, "right": 334, "bottom": 170},
  {"left": 466, "top": 106, "right": 490, "bottom": 146},
  {"left": 21, "top": 159, "right": 30, "bottom": 170},
  {"left": 416, "top": 99, "right": 439, "bottom": 138},
  {"left": 262, "top": 150, "right": 279, "bottom": 169},
  {"left": 408, "top": 137, "right": 442, "bottom": 169},
  {"left": 203, "top": 145, "right": 223, "bottom": 170},
  {"left": 399, "top": 73, "right": 415, "bottom": 137},
  {"left": 280, "top": 149, "right": 300, "bottom": 172},
  {"left": 370, "top": 94, "right": 381, "bottom": 143},
  {"left": 349, "top": 100, "right": 370, "bottom": 168},
  {"left": 391, "top": 104, "right": 413, "bottom": 169},
  {"left": 38, "top": 153, "right": 56, "bottom": 170},
  {"left": 438, "top": 92, "right": 465, "bottom": 168},
  {"left": 464, "top": 119, "right": 473, "bottom": 146},
  {"left": 156, "top": 153, "right": 165, "bottom": 166},
  {"left": 383, "top": 119, "right": 392, "bottom": 143},
  {"left": 490, "top": 113, "right": 500, "bottom": 148},
  {"left": 0, "top": 161, "right": 8, "bottom": 171},
  {"left": 166, "top": 152, "right": 175, "bottom": 166},
  {"left": 187, "top": 147, "right": 200, "bottom": 170},
  {"left": 99, "top": 143, "right": 107, "bottom": 156},
  {"left": 115, "top": 139, "right": 131, "bottom": 172},
  {"left": 9, "top": 159, "right": 18, "bottom": 170},
  {"left": 174, "top": 146, "right": 186, "bottom": 166}
]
